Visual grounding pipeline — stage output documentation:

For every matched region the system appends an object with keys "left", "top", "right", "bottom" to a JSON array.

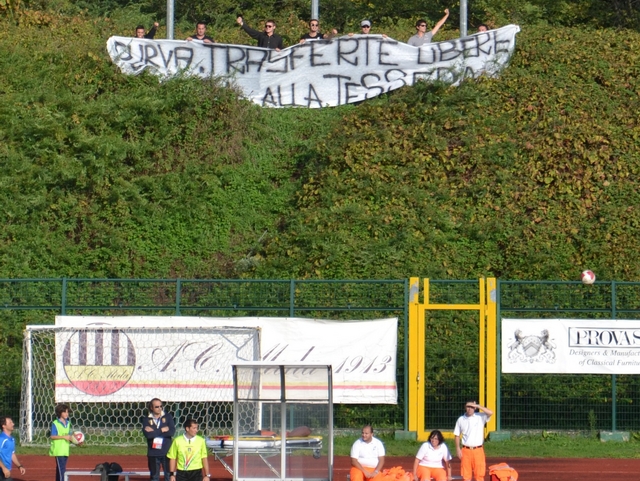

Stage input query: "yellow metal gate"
[{"left": 407, "top": 277, "right": 497, "bottom": 440}]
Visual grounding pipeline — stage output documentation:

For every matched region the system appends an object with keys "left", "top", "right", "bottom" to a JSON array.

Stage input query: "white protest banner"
[
  {"left": 54, "top": 316, "right": 398, "bottom": 403},
  {"left": 502, "top": 318, "right": 640, "bottom": 374},
  {"left": 106, "top": 25, "right": 520, "bottom": 108}
]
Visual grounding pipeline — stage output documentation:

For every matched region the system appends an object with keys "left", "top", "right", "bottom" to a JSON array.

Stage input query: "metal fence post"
[
  {"left": 612, "top": 280, "right": 617, "bottom": 431},
  {"left": 176, "top": 279, "right": 182, "bottom": 315},
  {"left": 403, "top": 278, "right": 409, "bottom": 431},
  {"left": 496, "top": 279, "right": 502, "bottom": 431},
  {"left": 290, "top": 279, "right": 295, "bottom": 317},
  {"left": 61, "top": 277, "right": 67, "bottom": 315}
]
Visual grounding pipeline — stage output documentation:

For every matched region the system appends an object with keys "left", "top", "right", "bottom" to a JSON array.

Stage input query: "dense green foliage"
[
  {"left": 260, "top": 27, "right": 640, "bottom": 280},
  {"left": 2, "top": 0, "right": 640, "bottom": 439},
  {"left": 0, "top": 13, "right": 349, "bottom": 279}
]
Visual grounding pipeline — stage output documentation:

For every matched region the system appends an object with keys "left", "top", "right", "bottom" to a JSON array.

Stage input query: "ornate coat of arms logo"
[{"left": 508, "top": 329, "right": 556, "bottom": 364}]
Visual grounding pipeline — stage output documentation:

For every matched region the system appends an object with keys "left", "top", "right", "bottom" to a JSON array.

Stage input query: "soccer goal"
[{"left": 19, "top": 325, "right": 260, "bottom": 446}]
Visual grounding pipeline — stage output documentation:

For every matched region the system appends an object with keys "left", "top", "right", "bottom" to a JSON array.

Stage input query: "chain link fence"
[
  {"left": 4, "top": 278, "right": 638, "bottom": 435},
  {"left": 0, "top": 278, "right": 408, "bottom": 434},
  {"left": 499, "top": 280, "right": 640, "bottom": 431}
]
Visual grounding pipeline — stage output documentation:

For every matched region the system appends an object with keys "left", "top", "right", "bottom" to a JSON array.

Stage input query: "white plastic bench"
[{"left": 64, "top": 470, "right": 150, "bottom": 481}]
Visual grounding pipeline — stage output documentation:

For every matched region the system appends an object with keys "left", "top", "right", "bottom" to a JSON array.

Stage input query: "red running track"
[{"left": 9, "top": 454, "right": 638, "bottom": 480}]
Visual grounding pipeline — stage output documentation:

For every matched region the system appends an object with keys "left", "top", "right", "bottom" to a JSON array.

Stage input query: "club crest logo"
[
  {"left": 508, "top": 329, "right": 556, "bottom": 364},
  {"left": 63, "top": 327, "right": 136, "bottom": 395}
]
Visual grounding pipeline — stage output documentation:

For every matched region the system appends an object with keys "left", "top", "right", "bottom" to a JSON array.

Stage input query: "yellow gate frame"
[{"left": 408, "top": 277, "right": 497, "bottom": 441}]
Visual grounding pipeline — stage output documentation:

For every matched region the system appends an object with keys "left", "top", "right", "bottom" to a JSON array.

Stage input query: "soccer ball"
[
  {"left": 71, "top": 431, "right": 85, "bottom": 445},
  {"left": 581, "top": 270, "right": 596, "bottom": 285}
]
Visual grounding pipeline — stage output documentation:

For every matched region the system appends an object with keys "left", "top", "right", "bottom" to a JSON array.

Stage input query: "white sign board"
[
  {"left": 106, "top": 25, "right": 520, "bottom": 108},
  {"left": 55, "top": 316, "right": 398, "bottom": 403},
  {"left": 502, "top": 318, "right": 640, "bottom": 374},
  {"left": 52, "top": 325, "right": 258, "bottom": 402}
]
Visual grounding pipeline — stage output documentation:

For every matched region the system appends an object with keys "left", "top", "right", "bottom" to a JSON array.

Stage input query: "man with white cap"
[{"left": 349, "top": 19, "right": 387, "bottom": 37}]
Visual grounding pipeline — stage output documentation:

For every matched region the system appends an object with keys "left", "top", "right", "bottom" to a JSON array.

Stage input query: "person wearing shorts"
[
  {"left": 413, "top": 429, "right": 452, "bottom": 481},
  {"left": 454, "top": 401, "right": 493, "bottom": 481},
  {"left": 168, "top": 419, "right": 210, "bottom": 481}
]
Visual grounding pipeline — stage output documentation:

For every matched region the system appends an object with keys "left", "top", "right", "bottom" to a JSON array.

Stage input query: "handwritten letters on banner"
[
  {"left": 54, "top": 316, "right": 398, "bottom": 403},
  {"left": 106, "top": 25, "right": 520, "bottom": 108}
]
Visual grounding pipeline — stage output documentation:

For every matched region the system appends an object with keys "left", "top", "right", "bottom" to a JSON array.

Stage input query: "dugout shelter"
[{"left": 220, "top": 362, "right": 333, "bottom": 481}]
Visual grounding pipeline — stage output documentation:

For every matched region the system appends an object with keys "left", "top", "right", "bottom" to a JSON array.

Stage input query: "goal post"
[{"left": 19, "top": 325, "right": 260, "bottom": 446}]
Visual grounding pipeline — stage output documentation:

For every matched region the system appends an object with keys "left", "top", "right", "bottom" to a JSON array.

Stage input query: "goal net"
[{"left": 19, "top": 325, "right": 260, "bottom": 446}]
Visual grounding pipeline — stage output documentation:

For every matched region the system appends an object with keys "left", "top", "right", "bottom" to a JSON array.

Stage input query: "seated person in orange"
[
  {"left": 350, "top": 425, "right": 385, "bottom": 481},
  {"left": 413, "top": 430, "right": 452, "bottom": 481}
]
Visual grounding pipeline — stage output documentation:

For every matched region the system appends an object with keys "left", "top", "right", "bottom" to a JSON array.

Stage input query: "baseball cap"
[{"left": 360, "top": 20, "right": 371, "bottom": 27}]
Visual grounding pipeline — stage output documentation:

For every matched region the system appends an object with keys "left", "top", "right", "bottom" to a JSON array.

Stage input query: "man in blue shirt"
[{"left": 0, "top": 416, "right": 26, "bottom": 480}]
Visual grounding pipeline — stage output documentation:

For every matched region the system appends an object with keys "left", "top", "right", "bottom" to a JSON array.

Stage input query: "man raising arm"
[
  {"left": 236, "top": 16, "right": 283, "bottom": 51},
  {"left": 408, "top": 9, "right": 450, "bottom": 46},
  {"left": 454, "top": 401, "right": 493, "bottom": 481}
]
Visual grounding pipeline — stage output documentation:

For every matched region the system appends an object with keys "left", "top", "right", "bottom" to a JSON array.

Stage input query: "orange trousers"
[
  {"left": 460, "top": 446, "right": 486, "bottom": 481},
  {"left": 350, "top": 467, "right": 384, "bottom": 481},
  {"left": 416, "top": 465, "right": 447, "bottom": 481}
]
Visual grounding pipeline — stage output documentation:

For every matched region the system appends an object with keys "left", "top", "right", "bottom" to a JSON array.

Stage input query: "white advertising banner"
[
  {"left": 54, "top": 316, "right": 397, "bottom": 403},
  {"left": 502, "top": 318, "right": 640, "bottom": 374},
  {"left": 51, "top": 325, "right": 259, "bottom": 403},
  {"left": 106, "top": 25, "right": 520, "bottom": 108}
]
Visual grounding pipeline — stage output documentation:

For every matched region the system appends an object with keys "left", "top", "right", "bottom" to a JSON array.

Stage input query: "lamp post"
[
  {"left": 167, "top": 0, "right": 174, "bottom": 39},
  {"left": 460, "top": 0, "right": 467, "bottom": 37}
]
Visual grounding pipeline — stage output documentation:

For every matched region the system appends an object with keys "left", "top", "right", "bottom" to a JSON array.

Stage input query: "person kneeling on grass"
[
  {"left": 413, "top": 430, "right": 452, "bottom": 481},
  {"left": 168, "top": 419, "right": 210, "bottom": 481},
  {"left": 350, "top": 425, "right": 385, "bottom": 481}
]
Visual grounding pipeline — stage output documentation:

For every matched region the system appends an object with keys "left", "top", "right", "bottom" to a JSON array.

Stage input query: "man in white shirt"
[
  {"left": 454, "top": 401, "right": 493, "bottom": 481},
  {"left": 350, "top": 425, "right": 385, "bottom": 481}
]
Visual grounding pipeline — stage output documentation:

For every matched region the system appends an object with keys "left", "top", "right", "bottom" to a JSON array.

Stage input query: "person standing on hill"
[
  {"left": 49, "top": 404, "right": 72, "bottom": 481},
  {"left": 348, "top": 20, "right": 388, "bottom": 38},
  {"left": 186, "top": 22, "right": 214, "bottom": 43},
  {"left": 408, "top": 9, "right": 450, "bottom": 46},
  {"left": 299, "top": 19, "right": 338, "bottom": 43},
  {"left": 237, "top": 16, "right": 283, "bottom": 51},
  {"left": 0, "top": 416, "right": 26, "bottom": 480},
  {"left": 454, "top": 401, "right": 493, "bottom": 481},
  {"left": 142, "top": 398, "right": 176, "bottom": 481},
  {"left": 135, "top": 22, "right": 159, "bottom": 39},
  {"left": 350, "top": 425, "right": 385, "bottom": 481}
]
